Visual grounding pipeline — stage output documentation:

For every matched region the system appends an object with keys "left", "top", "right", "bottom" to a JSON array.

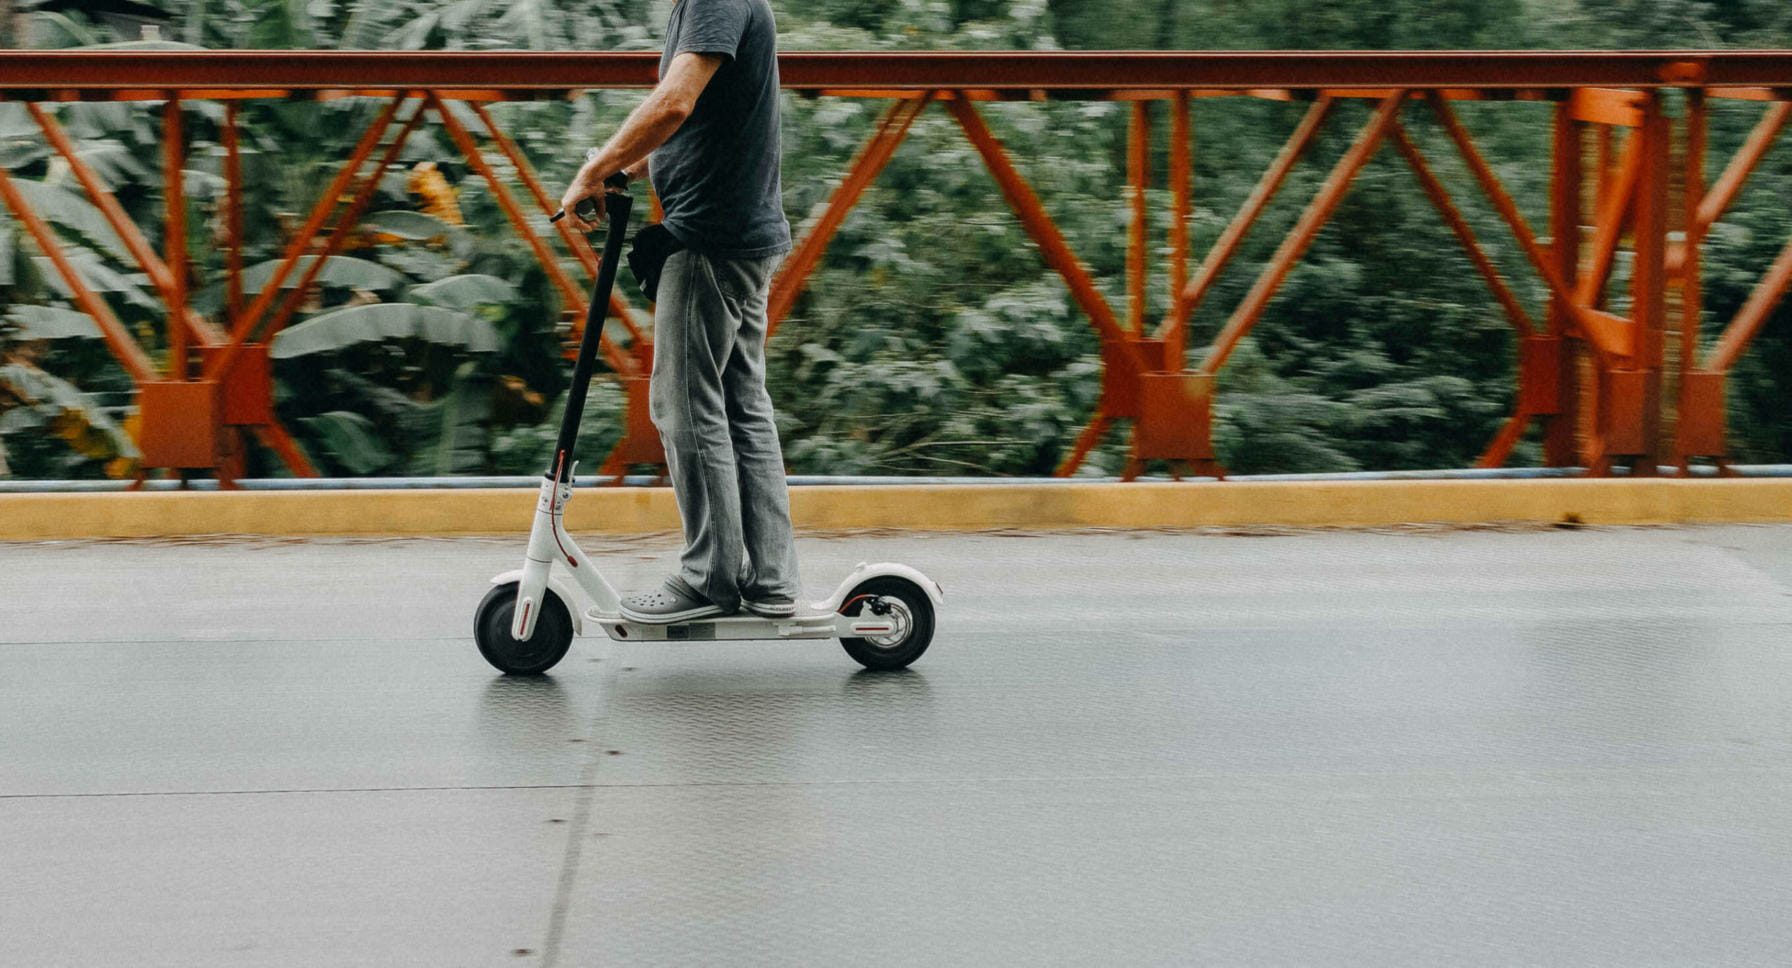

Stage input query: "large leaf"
[
  {"left": 27, "top": 10, "right": 102, "bottom": 48},
  {"left": 240, "top": 255, "right": 403, "bottom": 294},
  {"left": 0, "top": 360, "right": 90, "bottom": 410},
  {"left": 297, "top": 410, "right": 394, "bottom": 475},
  {"left": 0, "top": 141, "right": 51, "bottom": 170},
  {"left": 71, "top": 142, "right": 152, "bottom": 188},
  {"left": 0, "top": 361, "right": 138, "bottom": 466},
  {"left": 271, "top": 302, "right": 499, "bottom": 358},
  {"left": 378, "top": 245, "right": 460, "bottom": 283},
  {"left": 0, "top": 104, "right": 32, "bottom": 139},
  {"left": 4, "top": 178, "right": 134, "bottom": 264},
  {"left": 51, "top": 101, "right": 151, "bottom": 142},
  {"left": 363, "top": 210, "right": 459, "bottom": 241},
  {"left": 410, "top": 273, "right": 518, "bottom": 310},
  {"left": 31, "top": 253, "right": 158, "bottom": 310},
  {"left": 6, "top": 304, "right": 102, "bottom": 340}
]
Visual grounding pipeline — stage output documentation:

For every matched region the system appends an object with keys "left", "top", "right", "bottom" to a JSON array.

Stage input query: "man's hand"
[{"left": 558, "top": 161, "right": 610, "bottom": 232}]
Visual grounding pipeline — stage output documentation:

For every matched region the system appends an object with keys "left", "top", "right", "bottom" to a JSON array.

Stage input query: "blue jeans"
[{"left": 649, "top": 249, "right": 799, "bottom": 610}]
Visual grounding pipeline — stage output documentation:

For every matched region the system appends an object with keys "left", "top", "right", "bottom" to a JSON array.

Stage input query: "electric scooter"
[{"left": 474, "top": 178, "right": 942, "bottom": 676}]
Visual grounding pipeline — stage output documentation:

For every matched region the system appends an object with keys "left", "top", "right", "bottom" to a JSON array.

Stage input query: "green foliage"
[
  {"left": 297, "top": 410, "right": 394, "bottom": 474},
  {"left": 271, "top": 303, "right": 500, "bottom": 359},
  {"left": 488, "top": 379, "right": 627, "bottom": 476},
  {"left": 0, "top": 362, "right": 137, "bottom": 478},
  {"left": 2, "top": 178, "right": 135, "bottom": 264},
  {"left": 240, "top": 255, "right": 404, "bottom": 294},
  {"left": 6, "top": 305, "right": 101, "bottom": 340},
  {"left": 3, "top": 0, "right": 1791, "bottom": 480},
  {"left": 404, "top": 362, "right": 492, "bottom": 476},
  {"left": 1700, "top": 166, "right": 1792, "bottom": 461},
  {"left": 410, "top": 273, "right": 519, "bottom": 310}
]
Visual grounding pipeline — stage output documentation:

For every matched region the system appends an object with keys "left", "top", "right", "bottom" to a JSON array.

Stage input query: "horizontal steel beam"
[{"left": 0, "top": 50, "right": 1789, "bottom": 93}]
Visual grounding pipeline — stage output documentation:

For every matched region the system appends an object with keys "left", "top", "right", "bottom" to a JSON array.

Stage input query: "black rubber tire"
[
  {"left": 838, "top": 576, "right": 936, "bottom": 671},
  {"left": 475, "top": 582, "right": 575, "bottom": 676}
]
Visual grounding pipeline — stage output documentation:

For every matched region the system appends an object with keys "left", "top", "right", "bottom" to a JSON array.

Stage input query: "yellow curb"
[{"left": 1, "top": 479, "right": 1790, "bottom": 540}]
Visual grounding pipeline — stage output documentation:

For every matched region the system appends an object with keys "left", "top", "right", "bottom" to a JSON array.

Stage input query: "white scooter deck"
[{"left": 590, "top": 609, "right": 894, "bottom": 643}]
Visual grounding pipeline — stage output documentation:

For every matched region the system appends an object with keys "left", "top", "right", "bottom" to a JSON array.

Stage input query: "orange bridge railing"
[{"left": 2, "top": 51, "right": 1790, "bottom": 482}]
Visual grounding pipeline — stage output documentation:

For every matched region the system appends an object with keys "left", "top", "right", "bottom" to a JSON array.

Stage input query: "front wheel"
[
  {"left": 475, "top": 582, "right": 574, "bottom": 675},
  {"left": 838, "top": 576, "right": 936, "bottom": 671}
]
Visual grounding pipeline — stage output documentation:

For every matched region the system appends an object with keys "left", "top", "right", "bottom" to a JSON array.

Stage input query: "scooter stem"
[
  {"left": 514, "top": 180, "right": 632, "bottom": 641},
  {"left": 548, "top": 183, "right": 634, "bottom": 486}
]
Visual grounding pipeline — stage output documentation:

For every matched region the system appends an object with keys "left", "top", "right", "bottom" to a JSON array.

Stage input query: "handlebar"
[{"left": 549, "top": 169, "right": 632, "bottom": 225}]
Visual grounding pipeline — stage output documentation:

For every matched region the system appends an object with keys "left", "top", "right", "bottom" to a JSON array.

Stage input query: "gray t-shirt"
[{"left": 648, "top": 0, "right": 791, "bottom": 260}]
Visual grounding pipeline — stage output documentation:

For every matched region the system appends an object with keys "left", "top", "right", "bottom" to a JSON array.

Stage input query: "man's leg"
[
  {"left": 646, "top": 250, "right": 747, "bottom": 612},
  {"left": 716, "top": 254, "right": 800, "bottom": 605}
]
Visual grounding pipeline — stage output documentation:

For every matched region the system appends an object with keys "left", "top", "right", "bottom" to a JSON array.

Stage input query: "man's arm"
[{"left": 559, "top": 52, "right": 723, "bottom": 228}]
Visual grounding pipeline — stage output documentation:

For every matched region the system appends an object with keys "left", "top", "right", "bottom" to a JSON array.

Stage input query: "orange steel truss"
[{"left": 2, "top": 51, "right": 1790, "bottom": 482}]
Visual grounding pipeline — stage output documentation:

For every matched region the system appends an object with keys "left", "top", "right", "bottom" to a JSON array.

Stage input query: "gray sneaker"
[
  {"left": 620, "top": 579, "right": 728, "bottom": 625},
  {"left": 740, "top": 594, "right": 797, "bottom": 618}
]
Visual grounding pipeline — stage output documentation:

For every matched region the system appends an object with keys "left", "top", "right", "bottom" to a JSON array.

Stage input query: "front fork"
[{"left": 512, "top": 474, "right": 575, "bottom": 641}]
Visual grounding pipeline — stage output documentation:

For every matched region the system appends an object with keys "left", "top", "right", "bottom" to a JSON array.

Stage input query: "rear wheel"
[
  {"left": 838, "top": 576, "right": 935, "bottom": 671},
  {"left": 475, "top": 582, "right": 574, "bottom": 675}
]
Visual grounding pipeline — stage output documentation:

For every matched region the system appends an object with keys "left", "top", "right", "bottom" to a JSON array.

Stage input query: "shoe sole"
[
  {"left": 742, "top": 604, "right": 798, "bottom": 618},
  {"left": 619, "top": 604, "right": 727, "bottom": 625}
]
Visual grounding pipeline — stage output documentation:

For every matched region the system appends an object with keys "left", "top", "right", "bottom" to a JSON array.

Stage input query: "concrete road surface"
[{"left": 3, "top": 525, "right": 1791, "bottom": 967}]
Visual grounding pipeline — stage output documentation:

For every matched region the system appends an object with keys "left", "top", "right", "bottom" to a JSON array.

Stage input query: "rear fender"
[{"left": 815, "top": 562, "right": 945, "bottom": 614}]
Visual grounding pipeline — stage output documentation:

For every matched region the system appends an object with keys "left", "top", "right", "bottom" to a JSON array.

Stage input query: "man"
[{"left": 559, "top": 0, "right": 798, "bottom": 624}]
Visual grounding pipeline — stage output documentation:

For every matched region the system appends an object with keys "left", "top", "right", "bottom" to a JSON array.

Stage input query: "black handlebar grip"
[
  {"left": 584, "top": 173, "right": 633, "bottom": 221},
  {"left": 547, "top": 168, "right": 631, "bottom": 225}
]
